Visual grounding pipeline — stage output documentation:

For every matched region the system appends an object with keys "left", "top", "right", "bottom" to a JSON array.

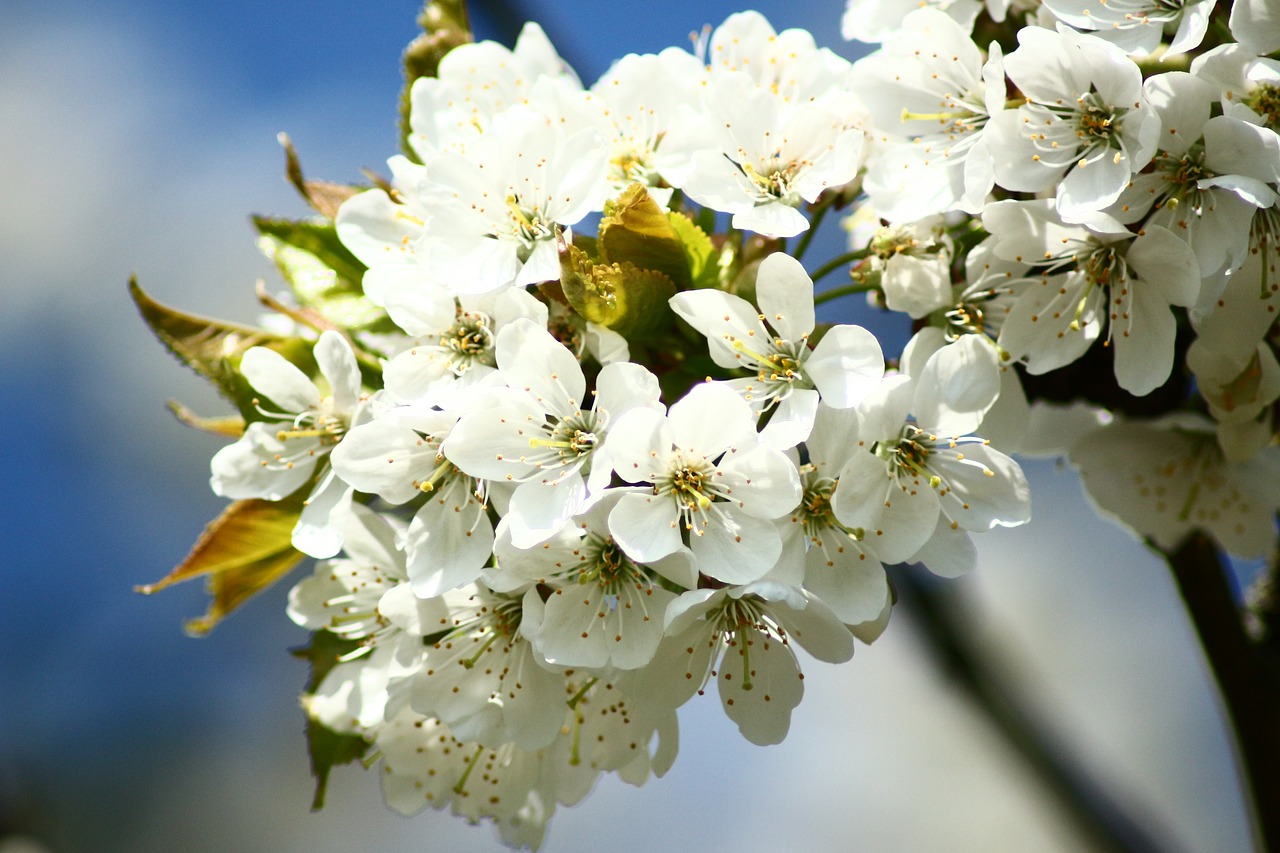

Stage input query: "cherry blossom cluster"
[
  {"left": 141, "top": 1, "right": 1280, "bottom": 848},
  {"left": 844, "top": 0, "right": 1280, "bottom": 552}
]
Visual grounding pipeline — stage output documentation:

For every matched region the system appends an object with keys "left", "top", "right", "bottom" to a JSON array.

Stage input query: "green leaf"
[
  {"left": 303, "top": 716, "right": 371, "bottom": 810},
  {"left": 399, "top": 1, "right": 474, "bottom": 160},
  {"left": 667, "top": 209, "right": 720, "bottom": 290},
  {"left": 598, "top": 184, "right": 691, "bottom": 289},
  {"left": 255, "top": 230, "right": 385, "bottom": 331},
  {"left": 291, "top": 630, "right": 372, "bottom": 810},
  {"left": 559, "top": 241, "right": 677, "bottom": 339},
  {"left": 129, "top": 277, "right": 316, "bottom": 421},
  {"left": 135, "top": 494, "right": 308, "bottom": 636},
  {"left": 252, "top": 216, "right": 367, "bottom": 291}
]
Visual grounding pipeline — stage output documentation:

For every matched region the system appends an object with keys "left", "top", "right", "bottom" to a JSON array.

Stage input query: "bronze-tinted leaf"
[
  {"left": 165, "top": 400, "right": 245, "bottom": 438},
  {"left": 129, "top": 277, "right": 317, "bottom": 421},
  {"left": 278, "top": 132, "right": 362, "bottom": 221},
  {"left": 136, "top": 495, "right": 307, "bottom": 635},
  {"left": 559, "top": 239, "right": 676, "bottom": 339}
]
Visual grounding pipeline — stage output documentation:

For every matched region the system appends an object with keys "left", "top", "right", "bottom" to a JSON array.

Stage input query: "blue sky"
[{"left": 0, "top": 2, "right": 1254, "bottom": 851}]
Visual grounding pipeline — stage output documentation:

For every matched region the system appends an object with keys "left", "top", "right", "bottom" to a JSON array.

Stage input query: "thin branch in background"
[{"left": 894, "top": 567, "right": 1178, "bottom": 853}]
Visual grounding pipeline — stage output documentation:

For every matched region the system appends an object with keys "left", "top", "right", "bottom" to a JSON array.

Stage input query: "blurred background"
[{"left": 0, "top": 0, "right": 1257, "bottom": 850}]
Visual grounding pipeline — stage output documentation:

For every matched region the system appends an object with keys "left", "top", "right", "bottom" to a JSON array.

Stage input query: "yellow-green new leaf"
[
  {"left": 136, "top": 496, "right": 307, "bottom": 635},
  {"left": 559, "top": 241, "right": 676, "bottom": 339},
  {"left": 599, "top": 184, "right": 691, "bottom": 289},
  {"left": 252, "top": 217, "right": 367, "bottom": 291},
  {"left": 667, "top": 209, "right": 720, "bottom": 290},
  {"left": 129, "top": 277, "right": 316, "bottom": 421}
]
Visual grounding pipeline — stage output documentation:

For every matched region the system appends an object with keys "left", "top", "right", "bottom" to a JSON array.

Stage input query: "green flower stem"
[
  {"left": 792, "top": 200, "right": 832, "bottom": 263},
  {"left": 809, "top": 248, "right": 872, "bottom": 286},
  {"left": 813, "top": 280, "right": 878, "bottom": 306}
]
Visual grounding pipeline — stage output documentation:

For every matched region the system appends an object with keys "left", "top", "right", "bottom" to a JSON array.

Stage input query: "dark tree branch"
[
  {"left": 896, "top": 569, "right": 1177, "bottom": 853},
  {"left": 1162, "top": 532, "right": 1280, "bottom": 853}
]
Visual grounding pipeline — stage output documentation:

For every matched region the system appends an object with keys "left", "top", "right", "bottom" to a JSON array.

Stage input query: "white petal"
[
  {"left": 755, "top": 253, "right": 816, "bottom": 340},
  {"left": 912, "top": 334, "right": 1001, "bottom": 436},
  {"left": 209, "top": 423, "right": 315, "bottom": 500},
  {"left": 768, "top": 591, "right": 856, "bottom": 663},
  {"left": 607, "top": 407, "right": 670, "bottom": 482},
  {"left": 505, "top": 474, "right": 587, "bottom": 549},
  {"left": 731, "top": 202, "right": 809, "bottom": 239},
  {"left": 315, "top": 331, "right": 362, "bottom": 414},
  {"left": 803, "top": 542, "right": 890, "bottom": 629},
  {"left": 908, "top": 516, "right": 977, "bottom": 577},
  {"left": 495, "top": 319, "right": 585, "bottom": 415},
  {"left": 758, "top": 389, "right": 819, "bottom": 451},
  {"left": 1112, "top": 283, "right": 1177, "bottom": 396},
  {"left": 805, "top": 325, "right": 885, "bottom": 408},
  {"left": 241, "top": 346, "right": 320, "bottom": 412},
  {"left": 609, "top": 491, "right": 682, "bottom": 563},
  {"left": 691, "top": 505, "right": 782, "bottom": 585},
  {"left": 593, "top": 361, "right": 662, "bottom": 421},
  {"left": 718, "top": 626, "right": 803, "bottom": 746},
  {"left": 718, "top": 445, "right": 802, "bottom": 520},
  {"left": 933, "top": 442, "right": 1032, "bottom": 530},
  {"left": 339, "top": 502, "right": 404, "bottom": 573},
  {"left": 668, "top": 382, "right": 756, "bottom": 459},
  {"left": 405, "top": 482, "right": 494, "bottom": 597},
  {"left": 669, "top": 289, "right": 771, "bottom": 371},
  {"left": 832, "top": 450, "right": 939, "bottom": 563},
  {"left": 292, "top": 478, "right": 353, "bottom": 559},
  {"left": 329, "top": 418, "right": 436, "bottom": 505}
]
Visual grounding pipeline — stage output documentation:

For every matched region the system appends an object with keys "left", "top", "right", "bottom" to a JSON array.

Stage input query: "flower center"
[
  {"left": 609, "top": 147, "right": 659, "bottom": 187},
  {"left": 740, "top": 158, "right": 802, "bottom": 205},
  {"left": 796, "top": 473, "right": 843, "bottom": 540},
  {"left": 576, "top": 536, "right": 640, "bottom": 594},
  {"left": 944, "top": 297, "right": 992, "bottom": 340},
  {"left": 528, "top": 411, "right": 601, "bottom": 466},
  {"left": 274, "top": 410, "right": 347, "bottom": 447},
  {"left": 654, "top": 453, "right": 733, "bottom": 534},
  {"left": 440, "top": 309, "right": 495, "bottom": 374},
  {"left": 1244, "top": 83, "right": 1280, "bottom": 132},
  {"left": 504, "top": 194, "right": 553, "bottom": 257},
  {"left": 1076, "top": 102, "right": 1118, "bottom": 144}
]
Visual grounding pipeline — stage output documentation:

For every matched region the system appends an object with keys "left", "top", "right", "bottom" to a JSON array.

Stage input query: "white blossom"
[
  {"left": 413, "top": 106, "right": 609, "bottom": 294},
  {"left": 852, "top": 9, "right": 1005, "bottom": 219},
  {"left": 1072, "top": 415, "right": 1280, "bottom": 557},
  {"left": 443, "top": 319, "right": 662, "bottom": 548},
  {"left": 669, "top": 252, "right": 884, "bottom": 448},
  {"left": 832, "top": 337, "right": 1030, "bottom": 574},
  {"left": 1042, "top": 0, "right": 1214, "bottom": 57},
  {"left": 209, "top": 331, "right": 364, "bottom": 557},
  {"left": 986, "top": 27, "right": 1160, "bottom": 223},
  {"left": 629, "top": 582, "right": 854, "bottom": 745},
  {"left": 606, "top": 382, "right": 803, "bottom": 585},
  {"left": 985, "top": 198, "right": 1200, "bottom": 395}
]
